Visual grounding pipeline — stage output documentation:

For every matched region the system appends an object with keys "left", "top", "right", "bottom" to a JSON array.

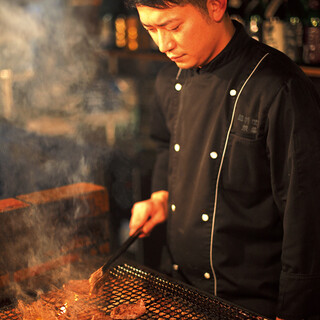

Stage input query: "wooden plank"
[
  {"left": 0, "top": 183, "right": 110, "bottom": 286},
  {"left": 16, "top": 182, "right": 109, "bottom": 217},
  {"left": 0, "top": 198, "right": 29, "bottom": 213},
  {"left": 301, "top": 65, "right": 320, "bottom": 78},
  {"left": 0, "top": 273, "right": 10, "bottom": 288},
  {"left": 13, "top": 253, "right": 80, "bottom": 283},
  {"left": 17, "top": 183, "right": 106, "bottom": 205}
]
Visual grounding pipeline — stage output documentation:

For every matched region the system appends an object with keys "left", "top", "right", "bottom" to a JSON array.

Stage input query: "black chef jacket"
[{"left": 150, "top": 21, "right": 320, "bottom": 319}]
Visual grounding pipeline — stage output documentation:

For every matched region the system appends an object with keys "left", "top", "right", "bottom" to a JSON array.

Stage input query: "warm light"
[
  {"left": 0, "top": 69, "right": 12, "bottom": 79},
  {"left": 311, "top": 17, "right": 320, "bottom": 28},
  {"left": 128, "top": 28, "right": 138, "bottom": 38},
  {"left": 127, "top": 17, "right": 139, "bottom": 51},
  {"left": 250, "top": 21, "right": 259, "bottom": 33},
  {"left": 128, "top": 41, "right": 138, "bottom": 51},
  {"left": 290, "top": 17, "right": 300, "bottom": 25},
  {"left": 115, "top": 17, "right": 127, "bottom": 48},
  {"left": 59, "top": 303, "right": 68, "bottom": 315}
]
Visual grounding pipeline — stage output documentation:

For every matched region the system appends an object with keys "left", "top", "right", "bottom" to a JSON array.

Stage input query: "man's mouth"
[{"left": 167, "top": 54, "right": 185, "bottom": 62}]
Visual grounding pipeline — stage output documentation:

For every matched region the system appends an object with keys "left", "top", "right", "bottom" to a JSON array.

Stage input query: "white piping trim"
[
  {"left": 176, "top": 68, "right": 182, "bottom": 80},
  {"left": 209, "top": 53, "right": 269, "bottom": 296}
]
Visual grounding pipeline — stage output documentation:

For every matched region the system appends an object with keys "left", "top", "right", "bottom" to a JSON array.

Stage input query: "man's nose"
[{"left": 157, "top": 30, "right": 174, "bottom": 53}]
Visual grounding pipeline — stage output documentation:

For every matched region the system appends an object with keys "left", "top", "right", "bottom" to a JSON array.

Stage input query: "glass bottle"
[
  {"left": 244, "top": 0, "right": 268, "bottom": 41},
  {"left": 302, "top": 0, "right": 320, "bottom": 65},
  {"left": 283, "top": 0, "right": 304, "bottom": 63}
]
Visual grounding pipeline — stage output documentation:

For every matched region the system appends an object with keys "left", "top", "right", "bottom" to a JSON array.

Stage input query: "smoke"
[
  {"left": 0, "top": 1, "right": 40, "bottom": 74},
  {"left": 0, "top": 0, "right": 138, "bottom": 141},
  {"left": 0, "top": 0, "right": 136, "bottom": 199},
  {"left": 0, "top": 0, "right": 99, "bottom": 115},
  {"left": 0, "top": 0, "right": 136, "bottom": 304}
]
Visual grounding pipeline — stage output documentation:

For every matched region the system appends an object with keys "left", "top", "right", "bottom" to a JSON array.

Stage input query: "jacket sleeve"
[
  {"left": 150, "top": 70, "right": 171, "bottom": 193},
  {"left": 267, "top": 76, "right": 320, "bottom": 319}
]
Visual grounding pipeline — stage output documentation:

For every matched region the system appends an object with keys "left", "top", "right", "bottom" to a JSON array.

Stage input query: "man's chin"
[{"left": 174, "top": 60, "right": 195, "bottom": 69}]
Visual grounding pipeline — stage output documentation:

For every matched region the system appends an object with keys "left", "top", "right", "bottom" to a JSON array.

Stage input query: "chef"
[{"left": 127, "top": 0, "right": 320, "bottom": 319}]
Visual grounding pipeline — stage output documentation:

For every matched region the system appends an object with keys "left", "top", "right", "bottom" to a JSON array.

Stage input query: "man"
[{"left": 126, "top": 0, "right": 320, "bottom": 319}]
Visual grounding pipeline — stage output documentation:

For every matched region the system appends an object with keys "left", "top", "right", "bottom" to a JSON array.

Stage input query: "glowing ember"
[
  {"left": 17, "top": 279, "right": 99, "bottom": 319},
  {"left": 59, "top": 303, "right": 68, "bottom": 315},
  {"left": 17, "top": 299, "right": 57, "bottom": 320}
]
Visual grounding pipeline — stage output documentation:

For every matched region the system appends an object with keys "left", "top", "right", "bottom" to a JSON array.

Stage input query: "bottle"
[
  {"left": 114, "top": 14, "right": 127, "bottom": 49},
  {"left": 263, "top": 0, "right": 287, "bottom": 53},
  {"left": 100, "top": 13, "right": 114, "bottom": 48},
  {"left": 99, "top": 0, "right": 128, "bottom": 49},
  {"left": 126, "top": 14, "right": 139, "bottom": 51},
  {"left": 262, "top": 0, "right": 304, "bottom": 63},
  {"left": 302, "top": 0, "right": 320, "bottom": 65},
  {"left": 228, "top": 0, "right": 246, "bottom": 25},
  {"left": 244, "top": 0, "right": 268, "bottom": 41},
  {"left": 283, "top": 0, "right": 304, "bottom": 63}
]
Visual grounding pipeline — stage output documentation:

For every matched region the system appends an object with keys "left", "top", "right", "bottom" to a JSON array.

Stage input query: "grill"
[{"left": 0, "top": 263, "right": 270, "bottom": 320}]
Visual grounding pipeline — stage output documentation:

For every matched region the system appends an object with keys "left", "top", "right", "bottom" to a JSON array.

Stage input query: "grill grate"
[{"left": 0, "top": 263, "right": 270, "bottom": 320}]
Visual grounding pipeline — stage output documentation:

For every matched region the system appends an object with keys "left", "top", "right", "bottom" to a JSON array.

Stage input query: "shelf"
[
  {"left": 97, "top": 49, "right": 320, "bottom": 78},
  {"left": 300, "top": 66, "right": 320, "bottom": 78},
  {"left": 96, "top": 49, "right": 168, "bottom": 62}
]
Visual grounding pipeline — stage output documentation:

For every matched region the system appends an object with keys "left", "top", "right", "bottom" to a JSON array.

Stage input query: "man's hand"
[{"left": 129, "top": 190, "right": 169, "bottom": 237}]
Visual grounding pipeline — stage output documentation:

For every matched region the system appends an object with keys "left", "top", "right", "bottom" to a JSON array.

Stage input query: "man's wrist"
[{"left": 151, "top": 190, "right": 169, "bottom": 213}]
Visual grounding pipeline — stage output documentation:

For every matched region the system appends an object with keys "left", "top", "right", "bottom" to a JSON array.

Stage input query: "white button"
[
  {"left": 173, "top": 264, "right": 179, "bottom": 271},
  {"left": 174, "top": 144, "right": 180, "bottom": 152},
  {"left": 171, "top": 204, "right": 176, "bottom": 212},
  {"left": 202, "top": 214, "right": 209, "bottom": 222},
  {"left": 210, "top": 151, "right": 218, "bottom": 159},
  {"left": 230, "top": 89, "right": 237, "bottom": 96},
  {"left": 175, "top": 83, "right": 182, "bottom": 91},
  {"left": 204, "top": 272, "right": 211, "bottom": 279}
]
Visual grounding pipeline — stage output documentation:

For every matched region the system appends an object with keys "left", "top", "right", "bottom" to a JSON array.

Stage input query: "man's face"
[{"left": 137, "top": 3, "right": 221, "bottom": 69}]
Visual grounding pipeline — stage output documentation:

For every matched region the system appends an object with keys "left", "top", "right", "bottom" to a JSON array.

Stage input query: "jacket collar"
[{"left": 191, "top": 20, "right": 251, "bottom": 74}]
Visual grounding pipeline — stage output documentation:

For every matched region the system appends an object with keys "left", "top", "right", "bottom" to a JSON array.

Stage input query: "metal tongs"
[{"left": 89, "top": 225, "right": 144, "bottom": 294}]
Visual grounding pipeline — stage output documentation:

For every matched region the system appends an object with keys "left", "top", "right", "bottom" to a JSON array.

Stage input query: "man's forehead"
[
  {"left": 137, "top": 4, "right": 187, "bottom": 25},
  {"left": 141, "top": 18, "right": 180, "bottom": 27}
]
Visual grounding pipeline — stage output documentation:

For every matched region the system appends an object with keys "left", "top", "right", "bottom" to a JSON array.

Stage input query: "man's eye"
[{"left": 169, "top": 25, "right": 180, "bottom": 31}]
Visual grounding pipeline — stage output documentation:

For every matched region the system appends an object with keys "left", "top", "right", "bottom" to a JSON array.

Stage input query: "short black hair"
[{"left": 125, "top": 0, "right": 208, "bottom": 14}]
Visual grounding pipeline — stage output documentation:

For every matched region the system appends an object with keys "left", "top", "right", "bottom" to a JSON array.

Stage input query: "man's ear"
[{"left": 207, "top": 0, "right": 227, "bottom": 22}]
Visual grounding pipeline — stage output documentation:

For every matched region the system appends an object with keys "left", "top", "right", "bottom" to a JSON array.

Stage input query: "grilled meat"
[
  {"left": 91, "top": 311, "right": 113, "bottom": 320},
  {"left": 110, "top": 299, "right": 146, "bottom": 319},
  {"left": 63, "top": 279, "right": 91, "bottom": 296}
]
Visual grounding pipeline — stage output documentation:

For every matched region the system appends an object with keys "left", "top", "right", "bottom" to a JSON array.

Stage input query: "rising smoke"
[
  {"left": 0, "top": 0, "right": 105, "bottom": 197},
  {"left": 0, "top": 0, "right": 135, "bottom": 303},
  {"left": 0, "top": 0, "right": 98, "bottom": 115},
  {"left": 0, "top": 0, "right": 136, "bottom": 200}
]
